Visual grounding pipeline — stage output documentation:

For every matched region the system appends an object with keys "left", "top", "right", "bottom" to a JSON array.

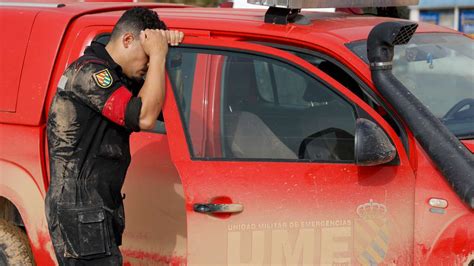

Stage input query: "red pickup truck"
[{"left": 0, "top": 1, "right": 473, "bottom": 265}]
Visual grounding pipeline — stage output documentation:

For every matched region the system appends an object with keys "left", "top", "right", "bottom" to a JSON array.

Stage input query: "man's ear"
[{"left": 122, "top": 32, "right": 134, "bottom": 48}]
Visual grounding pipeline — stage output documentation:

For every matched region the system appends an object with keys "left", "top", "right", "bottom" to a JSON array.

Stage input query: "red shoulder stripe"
[{"left": 102, "top": 86, "right": 133, "bottom": 126}]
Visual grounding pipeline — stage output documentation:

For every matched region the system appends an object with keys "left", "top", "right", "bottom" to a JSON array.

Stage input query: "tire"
[{"left": 0, "top": 219, "right": 35, "bottom": 266}]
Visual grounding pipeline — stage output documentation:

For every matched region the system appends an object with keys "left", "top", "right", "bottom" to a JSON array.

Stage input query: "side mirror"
[{"left": 355, "top": 118, "right": 396, "bottom": 166}]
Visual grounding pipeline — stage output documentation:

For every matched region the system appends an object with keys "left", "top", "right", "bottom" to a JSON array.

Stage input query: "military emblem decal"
[
  {"left": 355, "top": 199, "right": 390, "bottom": 265},
  {"left": 93, "top": 69, "right": 113, "bottom": 88}
]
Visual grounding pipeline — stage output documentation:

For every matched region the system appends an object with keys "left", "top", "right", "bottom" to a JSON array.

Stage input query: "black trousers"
[
  {"left": 49, "top": 215, "right": 123, "bottom": 265},
  {"left": 46, "top": 204, "right": 124, "bottom": 266}
]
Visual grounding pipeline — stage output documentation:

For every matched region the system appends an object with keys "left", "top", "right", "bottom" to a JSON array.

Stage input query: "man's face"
[{"left": 121, "top": 33, "right": 149, "bottom": 81}]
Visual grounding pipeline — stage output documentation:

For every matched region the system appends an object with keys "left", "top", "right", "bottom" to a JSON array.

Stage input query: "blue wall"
[{"left": 418, "top": 0, "right": 474, "bottom": 8}]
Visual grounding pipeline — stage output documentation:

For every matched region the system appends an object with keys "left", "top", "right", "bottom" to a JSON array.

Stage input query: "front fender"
[
  {"left": 424, "top": 213, "right": 474, "bottom": 265},
  {"left": 0, "top": 160, "right": 56, "bottom": 265}
]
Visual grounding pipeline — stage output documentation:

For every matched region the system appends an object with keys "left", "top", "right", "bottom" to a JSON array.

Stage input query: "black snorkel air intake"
[{"left": 367, "top": 22, "right": 474, "bottom": 209}]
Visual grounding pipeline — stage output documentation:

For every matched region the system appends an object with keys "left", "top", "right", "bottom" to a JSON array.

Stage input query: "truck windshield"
[{"left": 349, "top": 33, "right": 474, "bottom": 139}]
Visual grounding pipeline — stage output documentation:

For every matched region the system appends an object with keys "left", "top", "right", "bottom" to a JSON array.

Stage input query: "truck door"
[{"left": 163, "top": 38, "right": 416, "bottom": 265}]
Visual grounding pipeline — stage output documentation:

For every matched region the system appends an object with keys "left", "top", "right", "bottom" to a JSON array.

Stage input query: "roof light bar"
[{"left": 247, "top": 0, "right": 418, "bottom": 9}]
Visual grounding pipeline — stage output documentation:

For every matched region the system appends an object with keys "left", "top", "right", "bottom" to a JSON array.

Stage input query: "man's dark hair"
[{"left": 110, "top": 7, "right": 167, "bottom": 41}]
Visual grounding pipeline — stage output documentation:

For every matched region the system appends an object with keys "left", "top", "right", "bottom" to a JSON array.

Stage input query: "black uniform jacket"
[{"left": 46, "top": 41, "right": 143, "bottom": 219}]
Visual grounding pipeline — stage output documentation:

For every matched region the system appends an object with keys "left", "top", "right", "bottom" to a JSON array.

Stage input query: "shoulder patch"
[{"left": 92, "top": 69, "right": 113, "bottom": 88}]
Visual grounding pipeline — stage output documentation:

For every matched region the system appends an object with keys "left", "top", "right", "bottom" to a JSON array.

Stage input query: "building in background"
[{"left": 409, "top": 0, "right": 474, "bottom": 36}]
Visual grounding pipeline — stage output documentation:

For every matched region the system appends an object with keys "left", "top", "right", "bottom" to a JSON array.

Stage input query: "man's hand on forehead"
[
  {"left": 161, "top": 30, "right": 184, "bottom": 46},
  {"left": 141, "top": 29, "right": 184, "bottom": 46},
  {"left": 140, "top": 29, "right": 168, "bottom": 58}
]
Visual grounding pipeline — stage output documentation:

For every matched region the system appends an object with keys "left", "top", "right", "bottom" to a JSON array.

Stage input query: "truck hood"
[{"left": 461, "top": 140, "right": 474, "bottom": 153}]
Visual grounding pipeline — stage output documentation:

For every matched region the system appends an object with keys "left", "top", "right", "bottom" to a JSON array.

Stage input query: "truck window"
[
  {"left": 290, "top": 50, "right": 407, "bottom": 141},
  {"left": 167, "top": 51, "right": 198, "bottom": 129},
  {"left": 251, "top": 42, "right": 367, "bottom": 102},
  {"left": 167, "top": 48, "right": 358, "bottom": 162},
  {"left": 94, "top": 34, "right": 110, "bottom": 45},
  {"left": 251, "top": 41, "right": 408, "bottom": 152},
  {"left": 349, "top": 33, "right": 474, "bottom": 139},
  {"left": 254, "top": 60, "right": 308, "bottom": 106}
]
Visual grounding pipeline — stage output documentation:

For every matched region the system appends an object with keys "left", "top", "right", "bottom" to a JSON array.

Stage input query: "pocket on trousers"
[{"left": 57, "top": 205, "right": 111, "bottom": 259}]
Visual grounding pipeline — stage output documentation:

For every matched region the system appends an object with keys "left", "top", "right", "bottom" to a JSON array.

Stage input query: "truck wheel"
[{"left": 0, "top": 219, "right": 34, "bottom": 265}]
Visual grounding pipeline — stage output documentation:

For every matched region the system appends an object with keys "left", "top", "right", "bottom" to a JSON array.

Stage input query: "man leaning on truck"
[{"left": 45, "top": 7, "right": 184, "bottom": 265}]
